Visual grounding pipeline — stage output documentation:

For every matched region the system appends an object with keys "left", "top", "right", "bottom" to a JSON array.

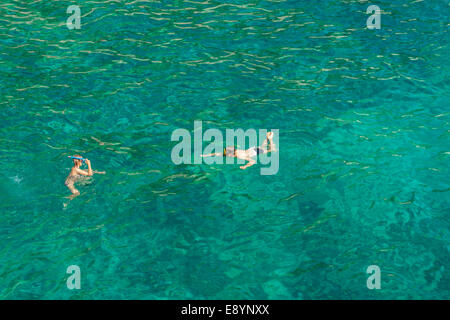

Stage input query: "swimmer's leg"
[
  {"left": 66, "top": 183, "right": 80, "bottom": 198},
  {"left": 260, "top": 132, "right": 276, "bottom": 153}
]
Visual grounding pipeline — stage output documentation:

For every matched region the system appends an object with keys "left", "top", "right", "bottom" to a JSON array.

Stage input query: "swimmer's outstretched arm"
[{"left": 201, "top": 152, "right": 221, "bottom": 157}]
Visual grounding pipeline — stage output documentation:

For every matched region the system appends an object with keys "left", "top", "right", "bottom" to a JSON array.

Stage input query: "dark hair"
[{"left": 223, "top": 146, "right": 236, "bottom": 157}]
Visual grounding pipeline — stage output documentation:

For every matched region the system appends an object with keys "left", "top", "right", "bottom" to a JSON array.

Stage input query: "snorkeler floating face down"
[{"left": 202, "top": 131, "right": 277, "bottom": 171}]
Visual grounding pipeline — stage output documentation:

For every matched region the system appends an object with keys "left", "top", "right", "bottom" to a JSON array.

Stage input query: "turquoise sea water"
[{"left": 0, "top": 0, "right": 448, "bottom": 299}]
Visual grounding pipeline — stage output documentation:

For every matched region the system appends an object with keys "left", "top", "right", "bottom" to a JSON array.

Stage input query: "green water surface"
[{"left": 0, "top": 0, "right": 448, "bottom": 299}]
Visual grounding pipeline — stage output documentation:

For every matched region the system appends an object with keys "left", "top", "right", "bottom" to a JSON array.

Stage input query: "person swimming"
[
  {"left": 65, "top": 155, "right": 104, "bottom": 198},
  {"left": 202, "top": 131, "right": 277, "bottom": 170}
]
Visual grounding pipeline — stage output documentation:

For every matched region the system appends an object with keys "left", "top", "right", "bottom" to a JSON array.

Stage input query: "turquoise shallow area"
[{"left": 0, "top": 0, "right": 448, "bottom": 299}]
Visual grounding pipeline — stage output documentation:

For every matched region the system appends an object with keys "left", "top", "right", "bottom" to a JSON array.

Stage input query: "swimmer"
[
  {"left": 201, "top": 131, "right": 277, "bottom": 170},
  {"left": 65, "top": 155, "right": 105, "bottom": 198}
]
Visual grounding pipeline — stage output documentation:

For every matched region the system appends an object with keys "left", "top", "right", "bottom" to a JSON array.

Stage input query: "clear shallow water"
[{"left": 0, "top": 0, "right": 448, "bottom": 299}]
